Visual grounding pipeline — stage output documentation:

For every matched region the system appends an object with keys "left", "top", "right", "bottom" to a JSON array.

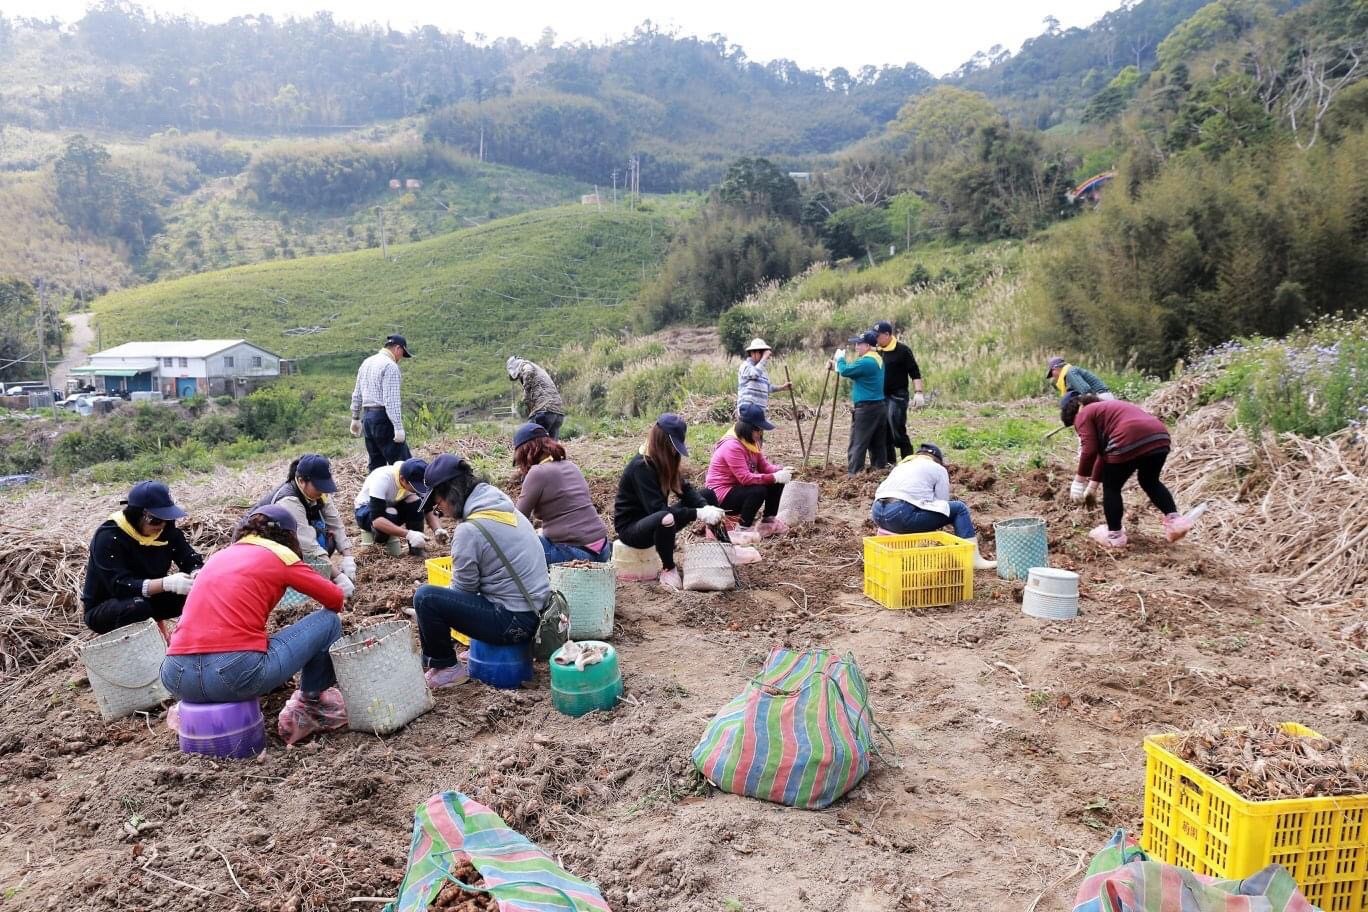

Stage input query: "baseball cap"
[
  {"left": 420, "top": 453, "right": 466, "bottom": 513},
  {"left": 294, "top": 454, "right": 338, "bottom": 494},
  {"left": 737, "top": 402, "right": 775, "bottom": 431},
  {"left": 848, "top": 330, "right": 878, "bottom": 346},
  {"left": 918, "top": 442, "right": 945, "bottom": 464},
  {"left": 386, "top": 334, "right": 412, "bottom": 358},
  {"left": 513, "top": 422, "right": 549, "bottom": 450},
  {"left": 249, "top": 503, "right": 298, "bottom": 532},
  {"left": 744, "top": 337, "right": 771, "bottom": 353},
  {"left": 125, "top": 480, "right": 186, "bottom": 521},
  {"left": 399, "top": 458, "right": 430, "bottom": 495},
  {"left": 656, "top": 413, "right": 689, "bottom": 457},
  {"left": 1045, "top": 356, "right": 1065, "bottom": 378},
  {"left": 873, "top": 321, "right": 894, "bottom": 335}
]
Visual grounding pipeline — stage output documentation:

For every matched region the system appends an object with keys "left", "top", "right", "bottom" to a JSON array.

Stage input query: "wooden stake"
[
  {"left": 806, "top": 366, "right": 832, "bottom": 468},
  {"left": 824, "top": 374, "right": 841, "bottom": 469},
  {"left": 783, "top": 365, "right": 806, "bottom": 461}
]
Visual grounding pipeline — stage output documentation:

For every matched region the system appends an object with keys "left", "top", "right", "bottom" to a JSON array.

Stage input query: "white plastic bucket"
[
  {"left": 612, "top": 539, "right": 661, "bottom": 582},
  {"left": 1022, "top": 588, "right": 1079, "bottom": 620},
  {"left": 1026, "top": 567, "right": 1079, "bottom": 597}
]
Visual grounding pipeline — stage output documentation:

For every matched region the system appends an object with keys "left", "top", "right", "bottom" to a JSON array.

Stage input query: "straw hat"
[{"left": 744, "top": 338, "right": 771, "bottom": 353}]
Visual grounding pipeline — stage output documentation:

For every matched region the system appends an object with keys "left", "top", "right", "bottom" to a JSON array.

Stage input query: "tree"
[
  {"left": 716, "top": 157, "right": 802, "bottom": 222},
  {"left": 894, "top": 86, "right": 1003, "bottom": 164},
  {"left": 0, "top": 278, "right": 39, "bottom": 382}
]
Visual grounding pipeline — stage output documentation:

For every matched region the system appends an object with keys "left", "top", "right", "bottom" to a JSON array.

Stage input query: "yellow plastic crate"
[
  {"left": 424, "top": 557, "right": 470, "bottom": 646},
  {"left": 1143, "top": 723, "right": 1368, "bottom": 912},
  {"left": 862, "top": 532, "right": 973, "bottom": 610}
]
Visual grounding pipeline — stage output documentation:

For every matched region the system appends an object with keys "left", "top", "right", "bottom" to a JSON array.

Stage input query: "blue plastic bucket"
[
  {"left": 994, "top": 517, "right": 1048, "bottom": 581},
  {"left": 467, "top": 639, "right": 533, "bottom": 689}
]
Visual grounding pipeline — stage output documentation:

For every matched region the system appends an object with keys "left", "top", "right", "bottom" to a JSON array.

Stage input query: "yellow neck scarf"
[
  {"left": 538, "top": 456, "right": 555, "bottom": 465},
  {"left": 110, "top": 511, "right": 167, "bottom": 547},
  {"left": 239, "top": 535, "right": 301, "bottom": 565},
  {"left": 1054, "top": 365, "right": 1073, "bottom": 396},
  {"left": 877, "top": 336, "right": 899, "bottom": 352},
  {"left": 722, "top": 428, "right": 761, "bottom": 455},
  {"left": 469, "top": 509, "right": 518, "bottom": 527}
]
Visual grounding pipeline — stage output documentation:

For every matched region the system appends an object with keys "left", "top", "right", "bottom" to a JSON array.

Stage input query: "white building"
[{"left": 71, "top": 339, "right": 282, "bottom": 399}]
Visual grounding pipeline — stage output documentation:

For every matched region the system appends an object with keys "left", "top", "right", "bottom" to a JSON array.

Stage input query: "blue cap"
[
  {"left": 386, "top": 334, "right": 412, "bottom": 358},
  {"left": 737, "top": 402, "right": 775, "bottom": 431},
  {"left": 420, "top": 453, "right": 468, "bottom": 513},
  {"left": 513, "top": 422, "right": 549, "bottom": 450},
  {"left": 1046, "top": 356, "right": 1066, "bottom": 378},
  {"left": 918, "top": 442, "right": 945, "bottom": 464},
  {"left": 656, "top": 413, "right": 689, "bottom": 457},
  {"left": 125, "top": 480, "right": 186, "bottom": 521},
  {"left": 249, "top": 503, "right": 298, "bottom": 532},
  {"left": 399, "top": 458, "right": 429, "bottom": 494},
  {"left": 1060, "top": 391, "right": 1080, "bottom": 427},
  {"left": 873, "top": 320, "right": 894, "bottom": 335},
  {"left": 294, "top": 454, "right": 338, "bottom": 494}
]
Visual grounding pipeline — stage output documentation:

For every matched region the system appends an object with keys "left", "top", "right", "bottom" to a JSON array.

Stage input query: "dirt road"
[{"left": 49, "top": 311, "right": 95, "bottom": 390}]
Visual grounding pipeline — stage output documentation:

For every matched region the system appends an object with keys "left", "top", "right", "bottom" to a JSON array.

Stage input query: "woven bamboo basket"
[
  {"left": 328, "top": 620, "right": 432, "bottom": 734},
  {"left": 549, "top": 563, "right": 616, "bottom": 639},
  {"left": 681, "top": 540, "right": 737, "bottom": 592},
  {"left": 82, "top": 619, "right": 171, "bottom": 721}
]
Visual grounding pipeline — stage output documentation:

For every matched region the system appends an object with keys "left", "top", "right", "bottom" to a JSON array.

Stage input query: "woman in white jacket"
[{"left": 870, "top": 443, "right": 996, "bottom": 570}]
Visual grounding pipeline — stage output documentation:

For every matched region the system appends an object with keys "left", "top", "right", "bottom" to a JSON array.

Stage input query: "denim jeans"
[
  {"left": 412, "top": 584, "right": 539, "bottom": 668},
  {"left": 871, "top": 498, "right": 976, "bottom": 539},
  {"left": 539, "top": 537, "right": 610, "bottom": 566},
  {"left": 354, "top": 501, "right": 422, "bottom": 543},
  {"left": 160, "top": 609, "right": 343, "bottom": 701},
  {"left": 530, "top": 411, "right": 564, "bottom": 440},
  {"left": 362, "top": 410, "right": 412, "bottom": 472}
]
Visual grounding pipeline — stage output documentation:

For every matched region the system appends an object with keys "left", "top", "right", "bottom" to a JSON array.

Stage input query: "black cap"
[
  {"left": 1060, "top": 391, "right": 1080, "bottom": 427},
  {"left": 249, "top": 503, "right": 298, "bottom": 532},
  {"left": 737, "top": 402, "right": 775, "bottom": 431},
  {"left": 294, "top": 454, "right": 338, "bottom": 494},
  {"left": 420, "top": 453, "right": 466, "bottom": 512},
  {"left": 656, "top": 413, "right": 689, "bottom": 457},
  {"left": 918, "top": 442, "right": 945, "bottom": 464},
  {"left": 125, "top": 480, "right": 186, "bottom": 521},
  {"left": 386, "top": 334, "right": 412, "bottom": 358},
  {"left": 399, "top": 458, "right": 430, "bottom": 494},
  {"left": 848, "top": 330, "right": 878, "bottom": 347},
  {"left": 873, "top": 321, "right": 894, "bottom": 335}
]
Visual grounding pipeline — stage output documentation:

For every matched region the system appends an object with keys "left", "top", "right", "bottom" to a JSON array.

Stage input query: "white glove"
[
  {"left": 162, "top": 573, "right": 194, "bottom": 596},
  {"left": 405, "top": 530, "right": 427, "bottom": 549},
  {"left": 697, "top": 505, "right": 725, "bottom": 526},
  {"left": 1069, "top": 476, "right": 1089, "bottom": 503},
  {"left": 335, "top": 574, "right": 355, "bottom": 599},
  {"left": 393, "top": 429, "right": 406, "bottom": 444},
  {"left": 339, "top": 556, "right": 356, "bottom": 579},
  {"left": 913, "top": 392, "right": 926, "bottom": 408},
  {"left": 433, "top": 527, "right": 449, "bottom": 544},
  {"left": 773, "top": 469, "right": 793, "bottom": 484},
  {"left": 349, "top": 419, "right": 362, "bottom": 437},
  {"left": 833, "top": 348, "right": 846, "bottom": 363}
]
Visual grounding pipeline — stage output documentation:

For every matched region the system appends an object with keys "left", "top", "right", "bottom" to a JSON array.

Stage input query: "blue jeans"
[
  {"left": 412, "top": 584, "right": 538, "bottom": 668},
  {"left": 160, "top": 609, "right": 343, "bottom": 701},
  {"left": 871, "top": 499, "right": 976, "bottom": 539},
  {"left": 539, "top": 536, "right": 610, "bottom": 565}
]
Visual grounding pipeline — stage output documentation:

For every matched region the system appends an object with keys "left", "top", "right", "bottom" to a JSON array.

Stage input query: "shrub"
[
  {"left": 52, "top": 425, "right": 137, "bottom": 474},
  {"left": 237, "top": 385, "right": 310, "bottom": 442}
]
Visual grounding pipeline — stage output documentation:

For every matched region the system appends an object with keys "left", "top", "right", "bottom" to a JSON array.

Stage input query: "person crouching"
[
  {"left": 705, "top": 402, "right": 793, "bottom": 544},
  {"left": 354, "top": 457, "right": 447, "bottom": 557},
  {"left": 512, "top": 422, "right": 610, "bottom": 565},
  {"left": 870, "top": 443, "right": 996, "bottom": 570}
]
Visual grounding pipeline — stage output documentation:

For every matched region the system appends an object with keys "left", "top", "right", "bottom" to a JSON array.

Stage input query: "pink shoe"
[
  {"left": 758, "top": 517, "right": 789, "bottom": 538},
  {"left": 729, "top": 527, "right": 762, "bottom": 545},
  {"left": 875, "top": 527, "right": 895, "bottom": 537},
  {"left": 1088, "top": 524, "right": 1128, "bottom": 549},
  {"left": 1163, "top": 513, "right": 1193, "bottom": 543},
  {"left": 658, "top": 568, "right": 682, "bottom": 590},
  {"left": 425, "top": 663, "right": 470, "bottom": 689}
]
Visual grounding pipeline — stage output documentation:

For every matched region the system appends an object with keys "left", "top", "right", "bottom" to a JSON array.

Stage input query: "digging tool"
[
  {"left": 1042, "top": 425, "right": 1069, "bottom": 441},
  {"left": 783, "top": 365, "right": 807, "bottom": 461},
  {"left": 824, "top": 374, "right": 841, "bottom": 468},
  {"left": 804, "top": 366, "right": 832, "bottom": 468}
]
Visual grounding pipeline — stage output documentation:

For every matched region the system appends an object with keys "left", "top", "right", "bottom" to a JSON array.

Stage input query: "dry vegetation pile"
[{"left": 1172, "top": 723, "right": 1368, "bottom": 800}]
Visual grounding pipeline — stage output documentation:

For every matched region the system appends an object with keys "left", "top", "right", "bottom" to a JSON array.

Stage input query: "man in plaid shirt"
[{"left": 350, "top": 334, "right": 413, "bottom": 470}]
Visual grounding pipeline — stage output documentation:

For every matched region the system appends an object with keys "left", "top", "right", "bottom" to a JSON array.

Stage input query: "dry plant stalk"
[{"left": 1172, "top": 722, "right": 1368, "bottom": 800}]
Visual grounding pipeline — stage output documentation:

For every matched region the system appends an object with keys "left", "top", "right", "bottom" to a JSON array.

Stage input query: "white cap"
[{"left": 744, "top": 338, "right": 771, "bottom": 352}]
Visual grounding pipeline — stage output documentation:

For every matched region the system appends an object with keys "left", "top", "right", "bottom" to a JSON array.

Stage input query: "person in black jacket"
[
  {"left": 81, "top": 481, "right": 205, "bottom": 634},
  {"left": 613, "top": 414, "right": 724, "bottom": 590},
  {"left": 873, "top": 320, "right": 924, "bottom": 464}
]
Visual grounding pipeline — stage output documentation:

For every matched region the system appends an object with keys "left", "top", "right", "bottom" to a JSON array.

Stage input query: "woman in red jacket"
[
  {"left": 1062, "top": 393, "right": 1193, "bottom": 549},
  {"left": 160, "top": 504, "right": 347, "bottom": 741}
]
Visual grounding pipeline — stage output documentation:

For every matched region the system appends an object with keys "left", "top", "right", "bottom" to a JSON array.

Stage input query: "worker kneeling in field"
[
  {"left": 1062, "top": 392, "right": 1193, "bottom": 549},
  {"left": 614, "top": 414, "right": 724, "bottom": 590},
  {"left": 1046, "top": 357, "right": 1115, "bottom": 400},
  {"left": 871, "top": 444, "right": 997, "bottom": 571},
  {"left": 705, "top": 402, "right": 793, "bottom": 545},
  {"left": 81, "top": 481, "right": 204, "bottom": 634},
  {"left": 256, "top": 454, "right": 357, "bottom": 599},
  {"left": 413, "top": 454, "right": 551, "bottom": 689},
  {"left": 160, "top": 505, "right": 348, "bottom": 745},
  {"left": 354, "top": 457, "right": 446, "bottom": 557},
  {"left": 512, "top": 422, "right": 610, "bottom": 565}
]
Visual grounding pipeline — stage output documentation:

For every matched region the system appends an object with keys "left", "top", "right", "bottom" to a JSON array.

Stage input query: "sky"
[{"left": 13, "top": 0, "right": 1126, "bottom": 77}]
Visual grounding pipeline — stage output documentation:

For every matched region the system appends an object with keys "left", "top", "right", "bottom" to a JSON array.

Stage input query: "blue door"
[{"left": 176, "top": 378, "right": 198, "bottom": 398}]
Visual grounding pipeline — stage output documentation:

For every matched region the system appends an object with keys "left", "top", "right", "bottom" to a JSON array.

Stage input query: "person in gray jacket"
[{"left": 412, "top": 453, "right": 550, "bottom": 688}]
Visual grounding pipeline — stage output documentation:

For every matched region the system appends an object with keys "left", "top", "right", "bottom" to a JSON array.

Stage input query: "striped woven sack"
[
  {"left": 383, "top": 792, "right": 610, "bottom": 912},
  {"left": 690, "top": 647, "right": 881, "bottom": 810},
  {"left": 1072, "top": 829, "right": 1316, "bottom": 912}
]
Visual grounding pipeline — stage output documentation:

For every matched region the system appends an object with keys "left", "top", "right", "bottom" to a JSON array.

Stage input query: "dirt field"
[{"left": 0, "top": 411, "right": 1364, "bottom": 912}]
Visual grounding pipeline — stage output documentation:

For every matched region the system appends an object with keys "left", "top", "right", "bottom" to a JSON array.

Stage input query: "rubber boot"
[
  {"left": 384, "top": 538, "right": 405, "bottom": 558},
  {"left": 967, "top": 535, "right": 997, "bottom": 571},
  {"left": 358, "top": 530, "right": 375, "bottom": 547}
]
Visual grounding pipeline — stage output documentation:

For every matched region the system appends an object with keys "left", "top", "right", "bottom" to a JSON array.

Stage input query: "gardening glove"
[
  {"left": 335, "top": 574, "right": 355, "bottom": 600},
  {"left": 339, "top": 556, "right": 357, "bottom": 579},
  {"left": 697, "top": 505, "right": 725, "bottom": 526},
  {"left": 405, "top": 530, "right": 427, "bottom": 549},
  {"left": 433, "top": 527, "right": 449, "bottom": 544},
  {"left": 393, "top": 429, "right": 406, "bottom": 444},
  {"left": 162, "top": 573, "right": 194, "bottom": 596},
  {"left": 833, "top": 348, "right": 846, "bottom": 363},
  {"left": 772, "top": 469, "right": 793, "bottom": 484},
  {"left": 913, "top": 392, "right": 926, "bottom": 408},
  {"left": 1069, "top": 476, "right": 1089, "bottom": 503},
  {"left": 349, "top": 419, "right": 362, "bottom": 437}
]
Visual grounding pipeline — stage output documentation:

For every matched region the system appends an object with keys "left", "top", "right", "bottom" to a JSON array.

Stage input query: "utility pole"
[
  {"left": 611, "top": 169, "right": 619, "bottom": 206},
  {"left": 36, "top": 279, "right": 52, "bottom": 394},
  {"left": 75, "top": 245, "right": 86, "bottom": 309},
  {"left": 906, "top": 210, "right": 911, "bottom": 251},
  {"left": 376, "top": 206, "right": 388, "bottom": 260},
  {"left": 478, "top": 124, "right": 485, "bottom": 162}
]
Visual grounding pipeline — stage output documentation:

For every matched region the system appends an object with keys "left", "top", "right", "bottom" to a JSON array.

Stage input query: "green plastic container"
[{"left": 549, "top": 641, "right": 623, "bottom": 718}]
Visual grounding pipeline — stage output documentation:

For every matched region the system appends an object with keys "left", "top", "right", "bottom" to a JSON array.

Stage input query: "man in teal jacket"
[{"left": 833, "top": 330, "right": 888, "bottom": 475}]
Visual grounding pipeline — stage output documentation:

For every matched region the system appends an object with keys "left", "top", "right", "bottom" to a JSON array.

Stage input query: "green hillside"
[{"left": 93, "top": 203, "right": 681, "bottom": 410}]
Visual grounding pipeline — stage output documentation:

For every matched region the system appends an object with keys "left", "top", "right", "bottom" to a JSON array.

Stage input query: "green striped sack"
[
  {"left": 691, "top": 647, "right": 877, "bottom": 810},
  {"left": 383, "top": 792, "right": 609, "bottom": 912}
]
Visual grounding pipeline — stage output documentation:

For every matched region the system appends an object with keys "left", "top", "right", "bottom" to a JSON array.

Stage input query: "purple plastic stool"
[{"left": 176, "top": 700, "right": 266, "bottom": 759}]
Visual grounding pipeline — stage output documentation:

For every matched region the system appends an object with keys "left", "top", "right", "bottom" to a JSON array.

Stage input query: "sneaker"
[
  {"left": 758, "top": 517, "right": 789, "bottom": 538},
  {"left": 425, "top": 664, "right": 470, "bottom": 689},
  {"left": 1163, "top": 513, "right": 1193, "bottom": 543},
  {"left": 658, "top": 568, "right": 683, "bottom": 590},
  {"left": 1088, "top": 524, "right": 1128, "bottom": 549},
  {"left": 729, "top": 527, "right": 762, "bottom": 545}
]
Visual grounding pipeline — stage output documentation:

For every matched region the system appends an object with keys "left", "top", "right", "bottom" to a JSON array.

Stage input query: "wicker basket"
[
  {"left": 777, "top": 481, "right": 820, "bottom": 526},
  {"left": 681, "top": 540, "right": 737, "bottom": 592},
  {"left": 549, "top": 563, "right": 616, "bottom": 639},
  {"left": 276, "top": 554, "right": 334, "bottom": 611},
  {"left": 328, "top": 620, "right": 433, "bottom": 735},
  {"left": 82, "top": 619, "right": 171, "bottom": 721}
]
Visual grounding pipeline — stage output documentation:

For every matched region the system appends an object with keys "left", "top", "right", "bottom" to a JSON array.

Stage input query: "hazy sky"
[{"left": 13, "top": 0, "right": 1125, "bottom": 76}]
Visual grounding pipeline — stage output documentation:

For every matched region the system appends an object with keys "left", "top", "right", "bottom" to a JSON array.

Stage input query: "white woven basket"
[
  {"left": 82, "top": 619, "right": 171, "bottom": 721},
  {"left": 681, "top": 540, "right": 737, "bottom": 592},
  {"left": 276, "top": 554, "right": 333, "bottom": 611},
  {"left": 777, "top": 481, "right": 820, "bottom": 526},
  {"left": 328, "top": 620, "right": 433, "bottom": 734},
  {"left": 549, "top": 563, "right": 616, "bottom": 639}
]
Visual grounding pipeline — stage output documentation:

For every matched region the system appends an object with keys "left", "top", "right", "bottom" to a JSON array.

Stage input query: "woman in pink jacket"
[{"left": 705, "top": 403, "right": 795, "bottom": 544}]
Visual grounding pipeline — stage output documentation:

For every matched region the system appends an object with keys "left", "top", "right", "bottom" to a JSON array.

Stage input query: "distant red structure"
[{"left": 1069, "top": 170, "right": 1116, "bottom": 206}]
